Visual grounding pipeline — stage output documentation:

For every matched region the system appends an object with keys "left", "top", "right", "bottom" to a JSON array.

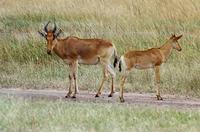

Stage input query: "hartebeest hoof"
[
  {"left": 95, "top": 94, "right": 100, "bottom": 97},
  {"left": 65, "top": 94, "right": 71, "bottom": 98},
  {"left": 108, "top": 94, "right": 112, "bottom": 97},
  {"left": 71, "top": 95, "right": 76, "bottom": 98},
  {"left": 119, "top": 97, "right": 125, "bottom": 103},
  {"left": 65, "top": 92, "right": 72, "bottom": 98},
  {"left": 108, "top": 93, "right": 113, "bottom": 97},
  {"left": 95, "top": 92, "right": 102, "bottom": 97},
  {"left": 108, "top": 91, "right": 115, "bottom": 97},
  {"left": 156, "top": 95, "right": 163, "bottom": 100}
]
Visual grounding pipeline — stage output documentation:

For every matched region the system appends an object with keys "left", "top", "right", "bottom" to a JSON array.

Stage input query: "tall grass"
[{"left": 0, "top": 0, "right": 200, "bottom": 96}]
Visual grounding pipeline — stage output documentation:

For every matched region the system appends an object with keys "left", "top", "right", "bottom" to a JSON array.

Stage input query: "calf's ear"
[{"left": 174, "top": 35, "right": 183, "bottom": 41}]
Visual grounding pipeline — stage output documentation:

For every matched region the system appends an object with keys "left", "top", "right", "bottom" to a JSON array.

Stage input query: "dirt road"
[{"left": 0, "top": 88, "right": 200, "bottom": 109}]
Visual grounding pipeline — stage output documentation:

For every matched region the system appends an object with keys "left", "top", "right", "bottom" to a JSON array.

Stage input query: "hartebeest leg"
[
  {"left": 119, "top": 75, "right": 127, "bottom": 102},
  {"left": 95, "top": 66, "right": 108, "bottom": 97},
  {"left": 155, "top": 66, "right": 163, "bottom": 100},
  {"left": 107, "top": 64, "right": 116, "bottom": 97},
  {"left": 119, "top": 70, "right": 128, "bottom": 102},
  {"left": 65, "top": 74, "right": 73, "bottom": 98},
  {"left": 72, "top": 61, "right": 79, "bottom": 98},
  {"left": 65, "top": 64, "right": 73, "bottom": 98}
]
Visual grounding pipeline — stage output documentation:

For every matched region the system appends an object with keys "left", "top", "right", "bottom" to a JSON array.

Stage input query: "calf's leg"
[{"left": 155, "top": 66, "right": 163, "bottom": 100}]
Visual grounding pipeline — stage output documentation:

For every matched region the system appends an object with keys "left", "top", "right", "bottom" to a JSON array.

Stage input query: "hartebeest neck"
[
  {"left": 159, "top": 40, "right": 173, "bottom": 62},
  {"left": 52, "top": 39, "right": 64, "bottom": 59}
]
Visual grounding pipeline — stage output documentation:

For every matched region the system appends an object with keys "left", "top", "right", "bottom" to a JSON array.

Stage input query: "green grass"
[
  {"left": 0, "top": 0, "right": 200, "bottom": 97},
  {"left": 1, "top": 1, "right": 200, "bottom": 131},
  {"left": 0, "top": 96, "right": 200, "bottom": 132}
]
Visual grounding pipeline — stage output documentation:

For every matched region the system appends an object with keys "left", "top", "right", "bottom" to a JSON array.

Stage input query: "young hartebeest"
[
  {"left": 117, "top": 34, "right": 183, "bottom": 102},
  {"left": 38, "top": 21, "right": 118, "bottom": 98}
]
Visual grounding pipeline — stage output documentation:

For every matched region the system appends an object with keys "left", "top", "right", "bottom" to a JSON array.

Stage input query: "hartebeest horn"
[
  {"left": 38, "top": 30, "right": 46, "bottom": 38},
  {"left": 52, "top": 22, "right": 57, "bottom": 33},
  {"left": 44, "top": 21, "right": 50, "bottom": 33},
  {"left": 55, "top": 28, "right": 63, "bottom": 37}
]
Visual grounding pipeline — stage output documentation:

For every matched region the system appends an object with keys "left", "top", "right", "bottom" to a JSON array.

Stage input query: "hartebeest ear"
[
  {"left": 174, "top": 35, "right": 183, "bottom": 40},
  {"left": 170, "top": 34, "right": 176, "bottom": 39},
  {"left": 38, "top": 30, "right": 47, "bottom": 38}
]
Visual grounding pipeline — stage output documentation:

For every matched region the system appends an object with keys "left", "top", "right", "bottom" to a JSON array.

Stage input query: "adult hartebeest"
[
  {"left": 38, "top": 21, "right": 118, "bottom": 98},
  {"left": 117, "top": 34, "right": 183, "bottom": 102}
]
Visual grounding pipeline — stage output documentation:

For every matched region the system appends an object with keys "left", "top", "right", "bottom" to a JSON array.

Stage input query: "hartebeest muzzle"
[{"left": 47, "top": 49, "right": 52, "bottom": 55}]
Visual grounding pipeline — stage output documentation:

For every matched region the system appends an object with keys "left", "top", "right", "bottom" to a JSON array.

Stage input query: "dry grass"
[{"left": 0, "top": 0, "right": 200, "bottom": 97}]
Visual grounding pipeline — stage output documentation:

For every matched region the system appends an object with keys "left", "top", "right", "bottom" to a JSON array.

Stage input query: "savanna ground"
[{"left": 0, "top": 0, "right": 200, "bottom": 131}]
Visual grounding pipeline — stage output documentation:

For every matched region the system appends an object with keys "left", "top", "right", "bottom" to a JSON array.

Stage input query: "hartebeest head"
[
  {"left": 170, "top": 34, "right": 183, "bottom": 51},
  {"left": 38, "top": 21, "right": 62, "bottom": 55}
]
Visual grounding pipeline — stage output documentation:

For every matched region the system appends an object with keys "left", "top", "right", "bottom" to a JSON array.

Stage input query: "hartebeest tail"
[
  {"left": 113, "top": 46, "right": 119, "bottom": 68},
  {"left": 119, "top": 34, "right": 183, "bottom": 102},
  {"left": 39, "top": 21, "right": 118, "bottom": 98},
  {"left": 118, "top": 59, "right": 122, "bottom": 72},
  {"left": 113, "top": 57, "right": 118, "bottom": 68}
]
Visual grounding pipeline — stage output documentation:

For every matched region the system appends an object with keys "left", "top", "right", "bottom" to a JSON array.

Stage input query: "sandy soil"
[{"left": 0, "top": 88, "right": 200, "bottom": 109}]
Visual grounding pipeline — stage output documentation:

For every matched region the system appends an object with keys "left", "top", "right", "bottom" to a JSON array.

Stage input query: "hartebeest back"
[
  {"left": 116, "top": 34, "right": 183, "bottom": 102},
  {"left": 39, "top": 21, "right": 118, "bottom": 98}
]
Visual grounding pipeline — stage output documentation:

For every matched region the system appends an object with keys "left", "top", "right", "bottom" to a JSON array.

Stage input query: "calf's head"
[{"left": 170, "top": 34, "right": 183, "bottom": 51}]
